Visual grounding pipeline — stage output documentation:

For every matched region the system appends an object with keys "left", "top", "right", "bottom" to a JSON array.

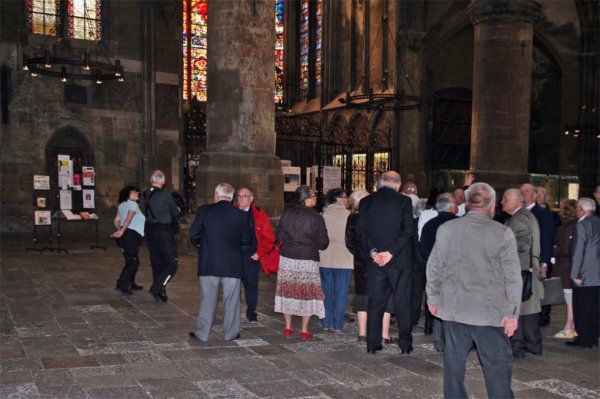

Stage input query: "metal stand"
[
  {"left": 90, "top": 219, "right": 106, "bottom": 250},
  {"left": 45, "top": 212, "right": 68, "bottom": 253}
]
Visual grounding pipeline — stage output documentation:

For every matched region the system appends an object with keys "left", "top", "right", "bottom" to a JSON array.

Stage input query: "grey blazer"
[
  {"left": 426, "top": 211, "right": 522, "bottom": 327},
  {"left": 570, "top": 214, "right": 600, "bottom": 287}
]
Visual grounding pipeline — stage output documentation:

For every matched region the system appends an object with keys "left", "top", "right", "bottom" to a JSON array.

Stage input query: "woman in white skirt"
[{"left": 275, "top": 185, "right": 329, "bottom": 340}]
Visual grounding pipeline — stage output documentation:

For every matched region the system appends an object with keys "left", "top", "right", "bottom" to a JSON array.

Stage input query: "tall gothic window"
[
  {"left": 26, "top": 0, "right": 60, "bottom": 36},
  {"left": 67, "top": 0, "right": 102, "bottom": 41},
  {"left": 298, "top": 0, "right": 322, "bottom": 100},
  {"left": 183, "top": 0, "right": 208, "bottom": 101},
  {"left": 26, "top": 0, "right": 101, "bottom": 40},
  {"left": 275, "top": 0, "right": 284, "bottom": 104}
]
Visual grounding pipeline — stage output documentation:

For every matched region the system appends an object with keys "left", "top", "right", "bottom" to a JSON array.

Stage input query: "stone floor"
[{"left": 1, "top": 237, "right": 599, "bottom": 399}]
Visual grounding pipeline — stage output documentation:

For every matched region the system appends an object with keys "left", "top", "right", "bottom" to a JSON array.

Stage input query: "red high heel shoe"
[
  {"left": 283, "top": 328, "right": 294, "bottom": 336},
  {"left": 300, "top": 332, "right": 314, "bottom": 341}
]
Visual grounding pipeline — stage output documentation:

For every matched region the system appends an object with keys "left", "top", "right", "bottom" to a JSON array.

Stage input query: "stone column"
[
  {"left": 195, "top": 0, "right": 283, "bottom": 216},
  {"left": 467, "top": 0, "right": 541, "bottom": 187}
]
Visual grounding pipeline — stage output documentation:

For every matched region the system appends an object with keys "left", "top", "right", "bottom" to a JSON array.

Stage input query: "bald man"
[{"left": 357, "top": 171, "right": 415, "bottom": 354}]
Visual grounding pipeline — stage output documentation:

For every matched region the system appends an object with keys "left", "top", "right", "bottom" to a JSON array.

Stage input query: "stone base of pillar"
[
  {"left": 194, "top": 151, "right": 284, "bottom": 217},
  {"left": 470, "top": 170, "right": 532, "bottom": 193}
]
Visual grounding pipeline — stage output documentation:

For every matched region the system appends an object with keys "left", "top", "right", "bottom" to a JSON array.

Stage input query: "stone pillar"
[
  {"left": 195, "top": 0, "right": 283, "bottom": 216},
  {"left": 467, "top": 0, "right": 542, "bottom": 187}
]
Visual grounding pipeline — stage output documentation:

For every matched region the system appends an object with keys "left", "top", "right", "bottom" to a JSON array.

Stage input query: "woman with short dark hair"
[
  {"left": 112, "top": 185, "right": 146, "bottom": 295},
  {"left": 274, "top": 185, "right": 329, "bottom": 340}
]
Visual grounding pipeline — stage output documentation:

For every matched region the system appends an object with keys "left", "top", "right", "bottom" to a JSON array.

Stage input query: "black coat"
[
  {"left": 419, "top": 212, "right": 457, "bottom": 260},
  {"left": 276, "top": 205, "right": 329, "bottom": 261},
  {"left": 345, "top": 212, "right": 367, "bottom": 295},
  {"left": 357, "top": 186, "right": 414, "bottom": 267},
  {"left": 189, "top": 200, "right": 255, "bottom": 278},
  {"left": 531, "top": 204, "right": 556, "bottom": 266}
]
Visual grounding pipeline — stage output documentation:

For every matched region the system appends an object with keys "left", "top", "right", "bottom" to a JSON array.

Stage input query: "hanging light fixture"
[{"left": 22, "top": 38, "right": 125, "bottom": 84}]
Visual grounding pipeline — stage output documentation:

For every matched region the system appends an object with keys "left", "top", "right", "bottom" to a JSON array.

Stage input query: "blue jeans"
[{"left": 320, "top": 268, "right": 352, "bottom": 330}]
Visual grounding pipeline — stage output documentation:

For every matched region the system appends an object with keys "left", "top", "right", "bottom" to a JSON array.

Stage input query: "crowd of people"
[{"left": 111, "top": 169, "right": 600, "bottom": 398}]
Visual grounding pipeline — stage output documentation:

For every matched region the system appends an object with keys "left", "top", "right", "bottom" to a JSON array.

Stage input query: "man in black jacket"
[
  {"left": 357, "top": 171, "right": 415, "bottom": 354},
  {"left": 188, "top": 183, "right": 255, "bottom": 341},
  {"left": 419, "top": 193, "right": 458, "bottom": 352},
  {"left": 142, "top": 170, "right": 180, "bottom": 303}
]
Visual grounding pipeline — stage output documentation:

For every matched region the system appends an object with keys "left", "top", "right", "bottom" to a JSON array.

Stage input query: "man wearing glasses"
[{"left": 236, "top": 187, "right": 278, "bottom": 322}]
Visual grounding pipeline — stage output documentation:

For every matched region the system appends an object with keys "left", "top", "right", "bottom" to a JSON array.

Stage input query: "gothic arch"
[{"left": 45, "top": 126, "right": 95, "bottom": 184}]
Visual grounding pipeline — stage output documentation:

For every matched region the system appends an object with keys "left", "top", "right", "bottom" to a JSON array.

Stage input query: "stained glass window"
[
  {"left": 315, "top": 0, "right": 322, "bottom": 89},
  {"left": 27, "top": 0, "right": 101, "bottom": 40},
  {"left": 183, "top": 0, "right": 208, "bottom": 101},
  {"left": 26, "top": 0, "right": 60, "bottom": 36},
  {"left": 68, "top": 0, "right": 101, "bottom": 41},
  {"left": 299, "top": 0, "right": 310, "bottom": 99},
  {"left": 298, "top": 0, "right": 321, "bottom": 100},
  {"left": 275, "top": 0, "right": 285, "bottom": 104}
]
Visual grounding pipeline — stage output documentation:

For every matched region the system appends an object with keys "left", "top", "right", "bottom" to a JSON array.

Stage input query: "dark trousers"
[
  {"left": 511, "top": 313, "right": 542, "bottom": 355},
  {"left": 444, "top": 321, "right": 514, "bottom": 399},
  {"left": 242, "top": 257, "right": 260, "bottom": 321},
  {"left": 411, "top": 261, "right": 426, "bottom": 325},
  {"left": 145, "top": 222, "right": 178, "bottom": 294},
  {"left": 115, "top": 229, "right": 142, "bottom": 289},
  {"left": 573, "top": 286, "right": 600, "bottom": 346},
  {"left": 366, "top": 261, "right": 412, "bottom": 351}
]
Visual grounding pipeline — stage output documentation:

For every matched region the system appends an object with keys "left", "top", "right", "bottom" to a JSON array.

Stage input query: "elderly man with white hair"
[
  {"left": 427, "top": 182, "right": 521, "bottom": 398},
  {"left": 566, "top": 197, "right": 600, "bottom": 349}
]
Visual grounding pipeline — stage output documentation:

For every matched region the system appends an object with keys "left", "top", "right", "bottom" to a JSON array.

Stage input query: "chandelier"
[
  {"left": 563, "top": 105, "right": 599, "bottom": 140},
  {"left": 22, "top": 38, "right": 124, "bottom": 84}
]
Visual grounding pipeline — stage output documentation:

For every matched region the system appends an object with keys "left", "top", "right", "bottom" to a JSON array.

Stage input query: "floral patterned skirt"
[{"left": 274, "top": 256, "right": 325, "bottom": 318}]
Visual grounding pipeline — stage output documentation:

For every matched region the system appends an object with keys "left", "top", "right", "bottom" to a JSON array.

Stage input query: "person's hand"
[
  {"left": 251, "top": 253, "right": 259, "bottom": 261},
  {"left": 540, "top": 264, "right": 548, "bottom": 278},
  {"left": 464, "top": 173, "right": 475, "bottom": 187},
  {"left": 111, "top": 229, "right": 124, "bottom": 238},
  {"left": 428, "top": 303, "right": 438, "bottom": 317},
  {"left": 501, "top": 317, "right": 519, "bottom": 337},
  {"left": 572, "top": 278, "right": 583, "bottom": 286},
  {"left": 376, "top": 251, "right": 393, "bottom": 267}
]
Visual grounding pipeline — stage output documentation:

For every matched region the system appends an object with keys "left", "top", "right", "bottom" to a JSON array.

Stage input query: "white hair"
[
  {"left": 150, "top": 170, "right": 165, "bottom": 185},
  {"left": 578, "top": 197, "right": 596, "bottom": 213},
  {"left": 215, "top": 183, "right": 235, "bottom": 200}
]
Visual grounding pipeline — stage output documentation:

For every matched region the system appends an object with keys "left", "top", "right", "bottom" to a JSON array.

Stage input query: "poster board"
[{"left": 282, "top": 166, "right": 301, "bottom": 192}]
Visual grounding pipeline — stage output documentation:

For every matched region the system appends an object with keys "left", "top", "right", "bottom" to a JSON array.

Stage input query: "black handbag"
[
  {"left": 521, "top": 270, "right": 533, "bottom": 302},
  {"left": 541, "top": 277, "right": 565, "bottom": 306}
]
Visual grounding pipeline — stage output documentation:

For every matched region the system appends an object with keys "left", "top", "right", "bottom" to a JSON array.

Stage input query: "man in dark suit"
[
  {"left": 188, "top": 183, "right": 255, "bottom": 341},
  {"left": 357, "top": 171, "right": 415, "bottom": 354},
  {"left": 521, "top": 183, "right": 555, "bottom": 326},
  {"left": 419, "top": 192, "right": 458, "bottom": 351}
]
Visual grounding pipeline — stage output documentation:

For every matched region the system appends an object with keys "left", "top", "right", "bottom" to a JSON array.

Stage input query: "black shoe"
[
  {"left": 189, "top": 332, "right": 200, "bottom": 341},
  {"left": 117, "top": 287, "right": 133, "bottom": 295},
  {"left": 566, "top": 340, "right": 593, "bottom": 348},
  {"left": 513, "top": 352, "right": 525, "bottom": 359},
  {"left": 367, "top": 345, "right": 383, "bottom": 354},
  {"left": 228, "top": 334, "right": 241, "bottom": 341},
  {"left": 357, "top": 335, "right": 367, "bottom": 342},
  {"left": 400, "top": 345, "right": 414, "bottom": 355},
  {"left": 130, "top": 282, "right": 144, "bottom": 291},
  {"left": 383, "top": 337, "right": 398, "bottom": 344},
  {"left": 153, "top": 288, "right": 168, "bottom": 303}
]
